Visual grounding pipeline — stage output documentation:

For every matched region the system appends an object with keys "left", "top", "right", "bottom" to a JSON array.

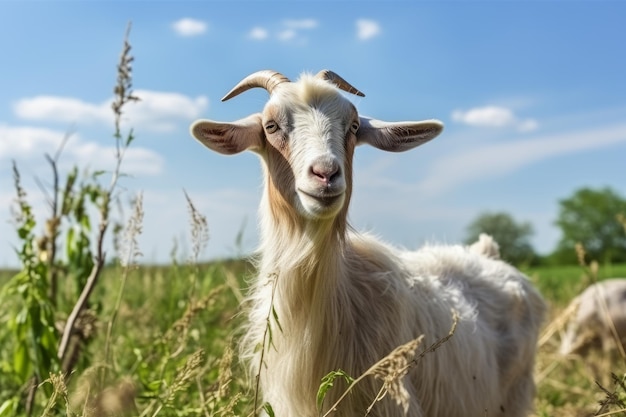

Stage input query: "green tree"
[
  {"left": 464, "top": 212, "right": 535, "bottom": 265},
  {"left": 554, "top": 187, "right": 626, "bottom": 264}
]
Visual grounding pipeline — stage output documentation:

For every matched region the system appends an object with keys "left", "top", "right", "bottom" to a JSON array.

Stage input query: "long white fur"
[{"left": 190, "top": 72, "right": 546, "bottom": 417}]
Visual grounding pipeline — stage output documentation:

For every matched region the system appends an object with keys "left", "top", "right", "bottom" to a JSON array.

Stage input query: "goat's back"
[{"left": 348, "top": 235, "right": 546, "bottom": 417}]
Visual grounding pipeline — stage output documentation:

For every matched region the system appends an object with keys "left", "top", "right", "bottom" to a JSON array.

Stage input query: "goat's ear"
[
  {"left": 356, "top": 117, "right": 443, "bottom": 153},
  {"left": 190, "top": 114, "right": 264, "bottom": 155}
]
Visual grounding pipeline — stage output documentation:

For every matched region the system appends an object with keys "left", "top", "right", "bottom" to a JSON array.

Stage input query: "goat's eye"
[
  {"left": 265, "top": 121, "right": 279, "bottom": 134},
  {"left": 350, "top": 121, "right": 360, "bottom": 134}
]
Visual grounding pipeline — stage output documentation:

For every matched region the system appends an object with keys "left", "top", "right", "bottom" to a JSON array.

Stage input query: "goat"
[
  {"left": 560, "top": 278, "right": 626, "bottom": 356},
  {"left": 190, "top": 70, "right": 546, "bottom": 417}
]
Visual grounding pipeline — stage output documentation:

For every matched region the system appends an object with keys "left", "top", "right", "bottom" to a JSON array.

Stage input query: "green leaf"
[
  {"left": 146, "top": 380, "right": 162, "bottom": 392},
  {"left": 262, "top": 403, "right": 275, "bottom": 417},
  {"left": 13, "top": 343, "right": 29, "bottom": 380},
  {"left": 125, "top": 129, "right": 136, "bottom": 147},
  {"left": 66, "top": 227, "right": 75, "bottom": 257},
  {"left": 317, "top": 369, "right": 354, "bottom": 411},
  {"left": 0, "top": 398, "right": 19, "bottom": 417},
  {"left": 271, "top": 306, "right": 283, "bottom": 333}
]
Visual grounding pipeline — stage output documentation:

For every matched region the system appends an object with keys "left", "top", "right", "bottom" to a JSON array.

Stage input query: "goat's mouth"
[{"left": 298, "top": 189, "right": 345, "bottom": 211}]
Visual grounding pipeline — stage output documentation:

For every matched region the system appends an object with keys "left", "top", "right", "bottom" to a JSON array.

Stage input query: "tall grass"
[{"left": 0, "top": 24, "right": 251, "bottom": 417}]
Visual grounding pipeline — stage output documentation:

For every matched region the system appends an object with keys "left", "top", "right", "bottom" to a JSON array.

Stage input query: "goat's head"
[{"left": 190, "top": 70, "right": 443, "bottom": 224}]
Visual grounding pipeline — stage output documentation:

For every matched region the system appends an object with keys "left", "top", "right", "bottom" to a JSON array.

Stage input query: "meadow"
[
  {"left": 1, "top": 27, "right": 625, "bottom": 417},
  {"left": 1, "top": 258, "right": 626, "bottom": 416}
]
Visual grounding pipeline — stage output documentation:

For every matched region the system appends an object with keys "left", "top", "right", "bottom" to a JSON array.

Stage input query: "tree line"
[{"left": 464, "top": 187, "right": 626, "bottom": 266}]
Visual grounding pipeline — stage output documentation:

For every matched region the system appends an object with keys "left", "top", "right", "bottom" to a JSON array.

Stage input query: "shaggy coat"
[{"left": 190, "top": 70, "right": 546, "bottom": 417}]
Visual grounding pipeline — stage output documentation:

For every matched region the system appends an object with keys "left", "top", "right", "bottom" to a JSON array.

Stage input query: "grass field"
[
  {"left": 3, "top": 27, "right": 624, "bottom": 417},
  {"left": 1, "top": 260, "right": 625, "bottom": 416}
]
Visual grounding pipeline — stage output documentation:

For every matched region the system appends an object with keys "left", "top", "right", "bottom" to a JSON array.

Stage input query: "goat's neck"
[{"left": 258, "top": 190, "right": 349, "bottom": 319}]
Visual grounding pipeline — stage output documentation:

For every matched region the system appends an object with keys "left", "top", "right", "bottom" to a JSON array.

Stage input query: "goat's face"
[
  {"left": 259, "top": 80, "right": 359, "bottom": 219},
  {"left": 190, "top": 70, "right": 444, "bottom": 222}
]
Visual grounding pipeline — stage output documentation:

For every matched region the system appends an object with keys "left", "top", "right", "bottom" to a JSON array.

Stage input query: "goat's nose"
[{"left": 310, "top": 159, "right": 340, "bottom": 186}]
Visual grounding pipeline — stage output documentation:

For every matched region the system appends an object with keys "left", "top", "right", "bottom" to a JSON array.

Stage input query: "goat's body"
[{"left": 244, "top": 230, "right": 545, "bottom": 417}]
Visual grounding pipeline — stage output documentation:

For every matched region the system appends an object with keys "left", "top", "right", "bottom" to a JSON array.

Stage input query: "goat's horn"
[
  {"left": 221, "top": 70, "right": 290, "bottom": 102},
  {"left": 316, "top": 70, "right": 365, "bottom": 97}
]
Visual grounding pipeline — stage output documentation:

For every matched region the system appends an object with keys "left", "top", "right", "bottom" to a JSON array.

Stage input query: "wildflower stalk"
[
  {"left": 103, "top": 192, "right": 144, "bottom": 372},
  {"left": 41, "top": 130, "right": 73, "bottom": 306},
  {"left": 183, "top": 190, "right": 209, "bottom": 299},
  {"left": 57, "top": 21, "right": 139, "bottom": 375}
]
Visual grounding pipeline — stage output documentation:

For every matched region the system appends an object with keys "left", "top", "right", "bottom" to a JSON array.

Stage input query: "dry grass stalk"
[
  {"left": 112, "top": 22, "right": 140, "bottom": 154},
  {"left": 164, "top": 285, "right": 225, "bottom": 357},
  {"left": 101, "top": 192, "right": 144, "bottom": 388},
  {"left": 595, "top": 409, "right": 626, "bottom": 417},
  {"left": 224, "top": 269, "right": 244, "bottom": 303},
  {"left": 538, "top": 297, "right": 581, "bottom": 349},
  {"left": 140, "top": 350, "right": 206, "bottom": 417},
  {"left": 322, "top": 311, "right": 459, "bottom": 417},
  {"left": 595, "top": 373, "right": 626, "bottom": 416},
  {"left": 366, "top": 335, "right": 425, "bottom": 415},
  {"left": 198, "top": 344, "right": 237, "bottom": 417},
  {"left": 219, "top": 392, "right": 243, "bottom": 417},
  {"left": 183, "top": 190, "right": 210, "bottom": 303},
  {"left": 576, "top": 243, "right": 587, "bottom": 270},
  {"left": 184, "top": 190, "right": 209, "bottom": 264},
  {"left": 119, "top": 192, "right": 144, "bottom": 268},
  {"left": 41, "top": 372, "right": 70, "bottom": 417},
  {"left": 216, "top": 344, "right": 234, "bottom": 401},
  {"left": 166, "top": 349, "right": 206, "bottom": 402}
]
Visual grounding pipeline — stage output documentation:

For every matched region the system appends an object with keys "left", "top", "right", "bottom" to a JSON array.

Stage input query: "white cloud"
[
  {"left": 417, "top": 123, "right": 626, "bottom": 195},
  {"left": 13, "top": 90, "right": 209, "bottom": 133},
  {"left": 14, "top": 96, "right": 109, "bottom": 124},
  {"left": 517, "top": 119, "right": 539, "bottom": 132},
  {"left": 172, "top": 18, "right": 208, "bottom": 37},
  {"left": 72, "top": 142, "right": 164, "bottom": 176},
  {"left": 249, "top": 27, "right": 269, "bottom": 40},
  {"left": 277, "top": 29, "right": 297, "bottom": 42},
  {"left": 452, "top": 106, "right": 538, "bottom": 132},
  {"left": 0, "top": 124, "right": 164, "bottom": 176},
  {"left": 126, "top": 90, "right": 209, "bottom": 132},
  {"left": 452, "top": 106, "right": 514, "bottom": 127},
  {"left": 0, "top": 125, "right": 67, "bottom": 157},
  {"left": 356, "top": 19, "right": 381, "bottom": 41},
  {"left": 283, "top": 19, "right": 318, "bottom": 30},
  {"left": 250, "top": 19, "right": 318, "bottom": 43}
]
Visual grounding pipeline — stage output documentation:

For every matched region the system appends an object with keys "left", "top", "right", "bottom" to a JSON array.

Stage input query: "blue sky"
[{"left": 1, "top": 1, "right": 624, "bottom": 267}]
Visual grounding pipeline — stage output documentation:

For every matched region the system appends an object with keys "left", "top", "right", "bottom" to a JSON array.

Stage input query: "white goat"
[
  {"left": 190, "top": 70, "right": 546, "bottom": 417},
  {"left": 560, "top": 278, "right": 626, "bottom": 356}
]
